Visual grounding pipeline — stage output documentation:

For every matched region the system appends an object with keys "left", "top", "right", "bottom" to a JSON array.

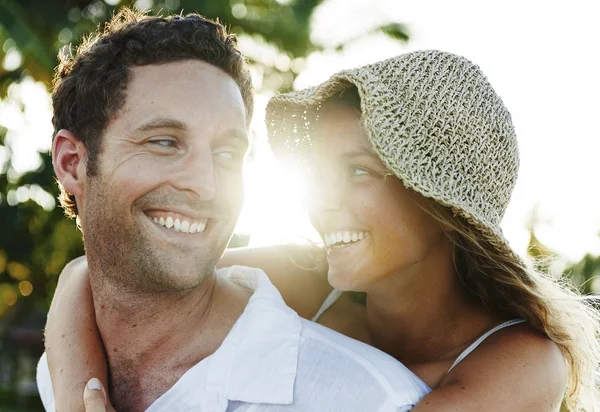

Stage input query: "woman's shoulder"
[
  {"left": 434, "top": 322, "right": 567, "bottom": 410},
  {"left": 448, "top": 321, "right": 566, "bottom": 381}
]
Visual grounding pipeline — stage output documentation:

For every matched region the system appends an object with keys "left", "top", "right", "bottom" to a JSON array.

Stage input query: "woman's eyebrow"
[{"left": 342, "top": 146, "right": 378, "bottom": 160}]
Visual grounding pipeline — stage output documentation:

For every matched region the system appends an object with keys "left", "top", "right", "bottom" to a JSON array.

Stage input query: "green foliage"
[
  {"left": 526, "top": 229, "right": 555, "bottom": 274},
  {"left": 378, "top": 23, "right": 410, "bottom": 42},
  {"left": 564, "top": 253, "right": 600, "bottom": 295},
  {"left": 527, "top": 226, "right": 599, "bottom": 295},
  {"left": 0, "top": 0, "right": 409, "bottom": 94},
  {"left": 0, "top": 130, "right": 84, "bottom": 318},
  {"left": 0, "top": 0, "right": 102, "bottom": 95}
]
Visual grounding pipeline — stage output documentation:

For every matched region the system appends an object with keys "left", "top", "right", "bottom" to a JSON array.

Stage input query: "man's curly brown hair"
[{"left": 52, "top": 8, "right": 254, "bottom": 219}]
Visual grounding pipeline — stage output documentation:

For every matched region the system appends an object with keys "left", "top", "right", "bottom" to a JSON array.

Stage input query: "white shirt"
[{"left": 37, "top": 266, "right": 431, "bottom": 411}]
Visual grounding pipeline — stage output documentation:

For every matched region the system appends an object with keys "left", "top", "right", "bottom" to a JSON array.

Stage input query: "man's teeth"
[
  {"left": 152, "top": 216, "right": 206, "bottom": 234},
  {"left": 324, "top": 231, "right": 368, "bottom": 247}
]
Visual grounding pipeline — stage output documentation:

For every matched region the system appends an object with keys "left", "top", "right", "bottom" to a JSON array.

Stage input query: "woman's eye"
[{"left": 351, "top": 166, "right": 369, "bottom": 176}]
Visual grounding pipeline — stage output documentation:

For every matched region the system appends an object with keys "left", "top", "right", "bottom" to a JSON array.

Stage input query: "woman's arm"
[
  {"left": 45, "top": 257, "right": 112, "bottom": 412},
  {"left": 411, "top": 324, "right": 567, "bottom": 411},
  {"left": 219, "top": 244, "right": 332, "bottom": 319}
]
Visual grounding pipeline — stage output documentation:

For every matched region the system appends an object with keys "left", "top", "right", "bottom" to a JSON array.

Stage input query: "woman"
[{"left": 45, "top": 50, "right": 599, "bottom": 411}]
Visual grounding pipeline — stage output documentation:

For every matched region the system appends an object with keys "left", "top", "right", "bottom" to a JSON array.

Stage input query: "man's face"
[{"left": 79, "top": 60, "right": 248, "bottom": 292}]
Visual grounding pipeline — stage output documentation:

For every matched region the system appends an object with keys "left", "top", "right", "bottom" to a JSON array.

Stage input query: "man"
[{"left": 37, "top": 9, "right": 429, "bottom": 412}]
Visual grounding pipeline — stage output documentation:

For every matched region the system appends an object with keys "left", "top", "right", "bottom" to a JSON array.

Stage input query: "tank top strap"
[
  {"left": 311, "top": 289, "right": 343, "bottom": 322},
  {"left": 446, "top": 318, "right": 527, "bottom": 374}
]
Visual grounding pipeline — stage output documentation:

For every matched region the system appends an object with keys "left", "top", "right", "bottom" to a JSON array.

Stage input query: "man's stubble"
[{"left": 81, "top": 176, "right": 218, "bottom": 297}]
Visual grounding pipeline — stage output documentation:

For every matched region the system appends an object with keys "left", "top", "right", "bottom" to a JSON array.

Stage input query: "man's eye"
[
  {"left": 149, "top": 138, "right": 178, "bottom": 148},
  {"left": 217, "top": 151, "right": 235, "bottom": 159},
  {"left": 215, "top": 147, "right": 242, "bottom": 160}
]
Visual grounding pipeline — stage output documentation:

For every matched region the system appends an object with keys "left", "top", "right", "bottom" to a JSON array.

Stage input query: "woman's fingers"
[{"left": 83, "top": 378, "right": 107, "bottom": 412}]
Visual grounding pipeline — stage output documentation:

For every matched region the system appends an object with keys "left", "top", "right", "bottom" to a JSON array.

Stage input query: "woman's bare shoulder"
[
  {"left": 219, "top": 244, "right": 332, "bottom": 319},
  {"left": 415, "top": 323, "right": 567, "bottom": 411}
]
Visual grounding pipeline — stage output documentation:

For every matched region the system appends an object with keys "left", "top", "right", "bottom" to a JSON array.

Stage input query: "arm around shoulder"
[
  {"left": 219, "top": 244, "right": 332, "bottom": 319},
  {"left": 44, "top": 257, "right": 111, "bottom": 412}
]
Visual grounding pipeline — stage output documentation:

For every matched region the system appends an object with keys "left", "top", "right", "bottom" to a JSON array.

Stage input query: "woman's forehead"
[{"left": 312, "top": 104, "right": 369, "bottom": 150}]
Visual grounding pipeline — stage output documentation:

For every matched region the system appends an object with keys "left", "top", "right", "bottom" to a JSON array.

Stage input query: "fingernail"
[{"left": 87, "top": 378, "right": 103, "bottom": 391}]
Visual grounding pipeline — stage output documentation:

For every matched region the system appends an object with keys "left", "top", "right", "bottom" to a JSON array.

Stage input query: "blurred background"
[{"left": 0, "top": 0, "right": 598, "bottom": 409}]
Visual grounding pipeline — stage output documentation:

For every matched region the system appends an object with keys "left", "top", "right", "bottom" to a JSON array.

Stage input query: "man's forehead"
[
  {"left": 131, "top": 59, "right": 234, "bottom": 81},
  {"left": 115, "top": 60, "right": 247, "bottom": 127},
  {"left": 128, "top": 61, "right": 241, "bottom": 96}
]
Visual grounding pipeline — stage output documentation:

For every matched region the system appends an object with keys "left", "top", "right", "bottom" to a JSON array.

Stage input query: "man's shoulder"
[
  {"left": 297, "top": 319, "right": 431, "bottom": 400},
  {"left": 36, "top": 352, "right": 55, "bottom": 412},
  {"left": 298, "top": 317, "right": 406, "bottom": 370}
]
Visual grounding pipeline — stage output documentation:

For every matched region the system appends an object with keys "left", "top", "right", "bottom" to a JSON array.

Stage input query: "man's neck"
[{"left": 89, "top": 267, "right": 251, "bottom": 412}]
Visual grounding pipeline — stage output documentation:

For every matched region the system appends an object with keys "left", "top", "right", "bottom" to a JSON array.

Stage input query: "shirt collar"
[{"left": 205, "top": 266, "right": 302, "bottom": 406}]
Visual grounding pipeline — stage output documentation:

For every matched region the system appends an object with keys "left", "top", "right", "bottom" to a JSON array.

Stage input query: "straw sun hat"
[{"left": 266, "top": 50, "right": 522, "bottom": 264}]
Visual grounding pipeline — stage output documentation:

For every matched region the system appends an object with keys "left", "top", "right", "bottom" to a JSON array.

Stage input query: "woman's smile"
[{"left": 324, "top": 230, "right": 370, "bottom": 254}]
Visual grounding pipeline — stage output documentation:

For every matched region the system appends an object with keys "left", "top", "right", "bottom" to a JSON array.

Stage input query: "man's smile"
[
  {"left": 145, "top": 210, "right": 208, "bottom": 234},
  {"left": 143, "top": 208, "right": 221, "bottom": 238}
]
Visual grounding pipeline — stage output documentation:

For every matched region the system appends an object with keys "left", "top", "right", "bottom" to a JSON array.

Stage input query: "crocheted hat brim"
[{"left": 266, "top": 71, "right": 524, "bottom": 267}]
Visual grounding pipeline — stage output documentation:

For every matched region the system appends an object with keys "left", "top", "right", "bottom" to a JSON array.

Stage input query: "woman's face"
[{"left": 306, "top": 103, "right": 447, "bottom": 292}]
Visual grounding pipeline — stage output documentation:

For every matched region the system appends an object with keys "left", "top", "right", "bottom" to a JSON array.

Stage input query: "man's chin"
[
  {"left": 128, "top": 247, "right": 218, "bottom": 291},
  {"left": 152, "top": 269, "right": 211, "bottom": 291}
]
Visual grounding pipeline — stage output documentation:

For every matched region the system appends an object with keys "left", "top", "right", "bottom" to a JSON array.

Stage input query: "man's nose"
[{"left": 170, "top": 149, "right": 217, "bottom": 201}]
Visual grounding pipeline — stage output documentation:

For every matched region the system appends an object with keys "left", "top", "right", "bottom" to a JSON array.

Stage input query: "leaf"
[{"left": 378, "top": 22, "right": 410, "bottom": 42}]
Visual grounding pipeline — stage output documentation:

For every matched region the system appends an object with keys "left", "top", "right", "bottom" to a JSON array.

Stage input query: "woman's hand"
[{"left": 83, "top": 378, "right": 116, "bottom": 412}]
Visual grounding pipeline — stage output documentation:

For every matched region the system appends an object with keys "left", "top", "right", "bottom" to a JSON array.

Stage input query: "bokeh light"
[{"left": 18, "top": 280, "right": 33, "bottom": 297}]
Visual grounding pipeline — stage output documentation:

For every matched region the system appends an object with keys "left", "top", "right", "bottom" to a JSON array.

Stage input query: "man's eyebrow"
[
  {"left": 134, "top": 118, "right": 188, "bottom": 133},
  {"left": 222, "top": 128, "right": 249, "bottom": 146}
]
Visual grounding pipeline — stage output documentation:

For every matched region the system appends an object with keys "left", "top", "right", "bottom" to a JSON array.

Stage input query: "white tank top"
[{"left": 311, "top": 288, "right": 526, "bottom": 373}]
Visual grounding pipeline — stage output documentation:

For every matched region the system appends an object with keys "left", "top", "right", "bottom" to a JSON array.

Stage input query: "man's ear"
[{"left": 52, "top": 129, "right": 88, "bottom": 198}]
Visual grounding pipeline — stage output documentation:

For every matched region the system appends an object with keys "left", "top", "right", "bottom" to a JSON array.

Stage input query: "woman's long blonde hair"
[{"left": 419, "top": 198, "right": 600, "bottom": 411}]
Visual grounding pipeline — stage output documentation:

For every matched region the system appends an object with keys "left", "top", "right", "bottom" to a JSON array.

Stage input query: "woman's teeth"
[
  {"left": 323, "top": 231, "right": 369, "bottom": 248},
  {"left": 152, "top": 216, "right": 206, "bottom": 234}
]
